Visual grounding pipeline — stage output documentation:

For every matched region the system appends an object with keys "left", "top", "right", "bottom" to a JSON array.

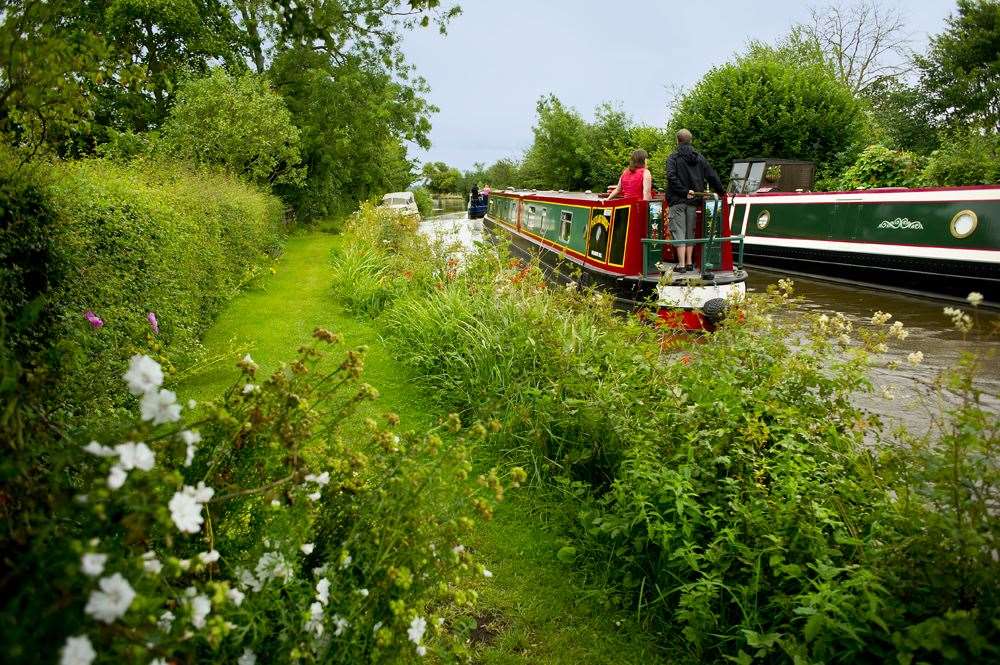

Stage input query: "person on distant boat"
[
  {"left": 604, "top": 149, "right": 652, "bottom": 202},
  {"left": 666, "top": 129, "right": 724, "bottom": 273},
  {"left": 470, "top": 184, "right": 480, "bottom": 204}
]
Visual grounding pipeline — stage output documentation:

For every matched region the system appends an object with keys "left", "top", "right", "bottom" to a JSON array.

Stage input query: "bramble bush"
[
  {"left": 831, "top": 144, "right": 927, "bottom": 190},
  {"left": 331, "top": 205, "right": 1000, "bottom": 662},
  {"left": 4, "top": 334, "right": 513, "bottom": 664}
]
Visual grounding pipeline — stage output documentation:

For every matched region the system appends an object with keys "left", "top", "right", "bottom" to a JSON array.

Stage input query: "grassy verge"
[{"left": 180, "top": 230, "right": 667, "bottom": 664}]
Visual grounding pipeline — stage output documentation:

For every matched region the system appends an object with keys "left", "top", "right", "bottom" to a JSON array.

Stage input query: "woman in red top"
[{"left": 604, "top": 149, "right": 652, "bottom": 201}]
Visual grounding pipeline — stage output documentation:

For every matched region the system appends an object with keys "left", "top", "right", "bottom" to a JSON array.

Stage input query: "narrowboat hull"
[
  {"left": 730, "top": 187, "right": 1000, "bottom": 302},
  {"left": 484, "top": 190, "right": 748, "bottom": 330}
]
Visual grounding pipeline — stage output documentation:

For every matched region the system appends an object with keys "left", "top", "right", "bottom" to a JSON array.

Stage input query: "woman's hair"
[{"left": 628, "top": 149, "right": 648, "bottom": 172}]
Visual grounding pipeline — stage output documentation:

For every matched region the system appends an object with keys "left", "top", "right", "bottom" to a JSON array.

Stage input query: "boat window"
[
  {"left": 950, "top": 210, "right": 978, "bottom": 238},
  {"left": 729, "top": 162, "right": 750, "bottom": 194},
  {"left": 609, "top": 208, "right": 629, "bottom": 265},
  {"left": 746, "top": 162, "right": 766, "bottom": 192},
  {"left": 560, "top": 211, "right": 573, "bottom": 243},
  {"left": 541, "top": 207, "right": 550, "bottom": 234}
]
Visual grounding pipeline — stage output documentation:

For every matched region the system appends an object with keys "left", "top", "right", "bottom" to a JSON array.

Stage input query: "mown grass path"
[{"left": 180, "top": 231, "right": 666, "bottom": 664}]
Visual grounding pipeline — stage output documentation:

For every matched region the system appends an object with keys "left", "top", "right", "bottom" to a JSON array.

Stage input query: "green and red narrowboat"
[
  {"left": 484, "top": 190, "right": 748, "bottom": 330},
  {"left": 727, "top": 159, "right": 1000, "bottom": 302}
]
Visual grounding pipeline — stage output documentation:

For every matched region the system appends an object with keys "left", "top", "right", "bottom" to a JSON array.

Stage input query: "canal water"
[{"left": 419, "top": 212, "right": 999, "bottom": 433}]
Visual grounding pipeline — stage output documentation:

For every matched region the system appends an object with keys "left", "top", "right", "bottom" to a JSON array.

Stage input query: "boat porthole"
[
  {"left": 950, "top": 210, "right": 978, "bottom": 239},
  {"left": 756, "top": 210, "right": 770, "bottom": 230}
]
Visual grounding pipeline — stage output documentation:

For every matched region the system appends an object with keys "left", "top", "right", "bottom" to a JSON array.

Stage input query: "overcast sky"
[{"left": 401, "top": 0, "right": 958, "bottom": 170}]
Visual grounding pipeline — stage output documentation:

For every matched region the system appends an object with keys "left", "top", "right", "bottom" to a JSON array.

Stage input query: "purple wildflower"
[
  {"left": 147, "top": 311, "right": 159, "bottom": 334},
  {"left": 84, "top": 310, "right": 104, "bottom": 329}
]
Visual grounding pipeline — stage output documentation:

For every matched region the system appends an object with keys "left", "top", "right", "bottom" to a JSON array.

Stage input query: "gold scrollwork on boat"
[
  {"left": 756, "top": 210, "right": 770, "bottom": 230},
  {"left": 950, "top": 210, "right": 978, "bottom": 239}
]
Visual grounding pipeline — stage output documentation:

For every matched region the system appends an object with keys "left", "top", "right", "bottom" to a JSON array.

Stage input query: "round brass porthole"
[
  {"left": 950, "top": 210, "right": 978, "bottom": 239},
  {"left": 756, "top": 210, "right": 771, "bottom": 230}
]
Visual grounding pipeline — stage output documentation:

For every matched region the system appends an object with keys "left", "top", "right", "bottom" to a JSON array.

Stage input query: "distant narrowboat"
[
  {"left": 468, "top": 193, "right": 488, "bottom": 219},
  {"left": 485, "top": 190, "right": 748, "bottom": 330},
  {"left": 728, "top": 158, "right": 1000, "bottom": 302}
]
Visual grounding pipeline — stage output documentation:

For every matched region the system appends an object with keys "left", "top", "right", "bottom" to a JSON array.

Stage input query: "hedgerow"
[
  {"left": 44, "top": 156, "right": 285, "bottom": 419},
  {"left": 331, "top": 205, "right": 1000, "bottom": 663}
]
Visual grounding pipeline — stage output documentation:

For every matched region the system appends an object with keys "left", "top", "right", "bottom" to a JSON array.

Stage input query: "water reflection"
[{"left": 419, "top": 212, "right": 999, "bottom": 432}]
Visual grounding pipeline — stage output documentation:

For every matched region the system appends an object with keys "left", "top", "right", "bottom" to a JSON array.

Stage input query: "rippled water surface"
[{"left": 420, "top": 212, "right": 1000, "bottom": 432}]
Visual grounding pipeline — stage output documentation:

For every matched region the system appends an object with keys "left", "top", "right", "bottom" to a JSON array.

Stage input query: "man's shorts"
[{"left": 668, "top": 203, "right": 697, "bottom": 241}]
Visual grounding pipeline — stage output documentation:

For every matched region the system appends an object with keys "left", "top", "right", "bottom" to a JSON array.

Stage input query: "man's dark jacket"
[{"left": 666, "top": 143, "right": 725, "bottom": 206}]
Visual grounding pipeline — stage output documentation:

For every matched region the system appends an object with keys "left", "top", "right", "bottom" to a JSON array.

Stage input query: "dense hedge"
[{"left": 42, "top": 157, "right": 284, "bottom": 417}]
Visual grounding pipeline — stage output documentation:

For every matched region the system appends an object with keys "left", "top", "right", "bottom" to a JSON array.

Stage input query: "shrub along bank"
[{"left": 331, "top": 205, "right": 999, "bottom": 663}]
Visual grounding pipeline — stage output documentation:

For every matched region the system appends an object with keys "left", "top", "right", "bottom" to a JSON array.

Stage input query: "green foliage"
[
  {"left": 421, "top": 161, "right": 464, "bottom": 194},
  {"left": 833, "top": 145, "right": 927, "bottom": 190},
  {"left": 520, "top": 95, "right": 592, "bottom": 190},
  {"left": 159, "top": 69, "right": 304, "bottom": 187},
  {"left": 2, "top": 341, "right": 505, "bottom": 663},
  {"left": 921, "top": 130, "right": 1000, "bottom": 186},
  {"left": 271, "top": 50, "right": 429, "bottom": 220},
  {"left": 411, "top": 187, "right": 434, "bottom": 217},
  {"left": 331, "top": 209, "right": 1000, "bottom": 663},
  {"left": 916, "top": 0, "right": 1000, "bottom": 134},
  {"left": 670, "top": 47, "right": 866, "bottom": 182},
  {"left": 38, "top": 157, "right": 282, "bottom": 419},
  {"left": 864, "top": 81, "right": 941, "bottom": 155}
]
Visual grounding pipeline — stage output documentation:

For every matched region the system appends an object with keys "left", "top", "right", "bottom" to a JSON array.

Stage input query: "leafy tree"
[
  {"left": 922, "top": 129, "right": 1000, "bottom": 185},
  {"left": 421, "top": 161, "right": 462, "bottom": 194},
  {"left": 834, "top": 144, "right": 926, "bottom": 189},
  {"left": 519, "top": 95, "right": 591, "bottom": 190},
  {"left": 864, "top": 80, "right": 940, "bottom": 154},
  {"left": 159, "top": 69, "right": 303, "bottom": 187},
  {"left": 271, "top": 49, "right": 429, "bottom": 219},
  {"left": 669, "top": 46, "right": 866, "bottom": 182},
  {"left": 915, "top": 0, "right": 1000, "bottom": 133},
  {"left": 484, "top": 158, "right": 520, "bottom": 189}
]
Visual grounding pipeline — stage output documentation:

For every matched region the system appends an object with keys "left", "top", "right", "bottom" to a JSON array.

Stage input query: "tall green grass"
[{"left": 331, "top": 206, "right": 1000, "bottom": 664}]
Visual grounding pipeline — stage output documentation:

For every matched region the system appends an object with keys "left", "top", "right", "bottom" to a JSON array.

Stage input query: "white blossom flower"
[
  {"left": 140, "top": 389, "right": 181, "bottom": 425},
  {"left": 967, "top": 291, "right": 984, "bottom": 307},
  {"left": 237, "top": 649, "right": 257, "bottom": 665},
  {"left": 356, "top": 588, "right": 369, "bottom": 597},
  {"left": 81, "top": 553, "right": 107, "bottom": 577},
  {"left": 304, "top": 471, "right": 330, "bottom": 486},
  {"left": 198, "top": 550, "right": 220, "bottom": 564},
  {"left": 84, "top": 573, "right": 135, "bottom": 624},
  {"left": 875, "top": 343, "right": 888, "bottom": 354},
  {"left": 451, "top": 544, "right": 464, "bottom": 555},
  {"left": 271, "top": 499, "right": 281, "bottom": 507},
  {"left": 305, "top": 601, "right": 324, "bottom": 637},
  {"left": 315, "top": 578, "right": 330, "bottom": 606},
  {"left": 881, "top": 385, "right": 895, "bottom": 401},
  {"left": 416, "top": 645, "right": 427, "bottom": 657},
  {"left": 150, "top": 659, "right": 167, "bottom": 665},
  {"left": 187, "top": 399, "right": 197, "bottom": 409},
  {"left": 226, "top": 587, "right": 245, "bottom": 607},
  {"left": 437, "top": 617, "right": 445, "bottom": 627},
  {"left": 141, "top": 551, "right": 162, "bottom": 575},
  {"left": 408, "top": 616, "right": 427, "bottom": 645},
  {"left": 242, "top": 384, "right": 258, "bottom": 395},
  {"left": 333, "top": 614, "right": 349, "bottom": 636},
  {"left": 838, "top": 334, "right": 851, "bottom": 346},
  {"left": 180, "top": 430, "right": 201, "bottom": 467},
  {"left": 178, "top": 559, "right": 191, "bottom": 571},
  {"left": 157, "top": 610, "right": 175, "bottom": 632},
  {"left": 255, "top": 551, "right": 293, "bottom": 583},
  {"left": 871, "top": 311, "right": 892, "bottom": 325},
  {"left": 340, "top": 553, "right": 352, "bottom": 569},
  {"left": 191, "top": 481, "right": 214, "bottom": 503},
  {"left": 236, "top": 567, "right": 263, "bottom": 593},
  {"left": 189, "top": 594, "right": 211, "bottom": 629},
  {"left": 60, "top": 635, "right": 96, "bottom": 665},
  {"left": 888, "top": 320, "right": 909, "bottom": 340},
  {"left": 83, "top": 441, "right": 117, "bottom": 458},
  {"left": 482, "top": 568, "right": 493, "bottom": 578},
  {"left": 169, "top": 491, "right": 204, "bottom": 534},
  {"left": 107, "top": 465, "right": 128, "bottom": 490},
  {"left": 307, "top": 491, "right": 321, "bottom": 502},
  {"left": 373, "top": 621, "right": 383, "bottom": 634},
  {"left": 123, "top": 355, "right": 163, "bottom": 396},
  {"left": 115, "top": 441, "right": 155, "bottom": 471},
  {"left": 300, "top": 543, "right": 315, "bottom": 555},
  {"left": 907, "top": 351, "right": 924, "bottom": 366}
]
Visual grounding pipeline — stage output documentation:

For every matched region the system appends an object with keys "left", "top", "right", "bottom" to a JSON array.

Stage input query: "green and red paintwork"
[
  {"left": 730, "top": 186, "right": 1000, "bottom": 301},
  {"left": 485, "top": 191, "right": 747, "bottom": 331}
]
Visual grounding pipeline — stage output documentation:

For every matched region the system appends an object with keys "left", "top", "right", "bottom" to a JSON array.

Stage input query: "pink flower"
[
  {"left": 147, "top": 311, "right": 159, "bottom": 334},
  {"left": 84, "top": 311, "right": 104, "bottom": 328}
]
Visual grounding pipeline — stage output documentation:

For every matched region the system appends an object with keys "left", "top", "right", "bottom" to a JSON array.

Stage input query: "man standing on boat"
[{"left": 667, "top": 129, "right": 724, "bottom": 273}]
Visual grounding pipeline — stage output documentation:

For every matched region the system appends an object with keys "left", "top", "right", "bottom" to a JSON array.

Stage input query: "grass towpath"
[{"left": 179, "top": 231, "right": 666, "bottom": 664}]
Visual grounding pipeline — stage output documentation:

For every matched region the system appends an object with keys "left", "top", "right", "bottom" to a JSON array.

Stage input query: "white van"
[{"left": 381, "top": 192, "right": 420, "bottom": 218}]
